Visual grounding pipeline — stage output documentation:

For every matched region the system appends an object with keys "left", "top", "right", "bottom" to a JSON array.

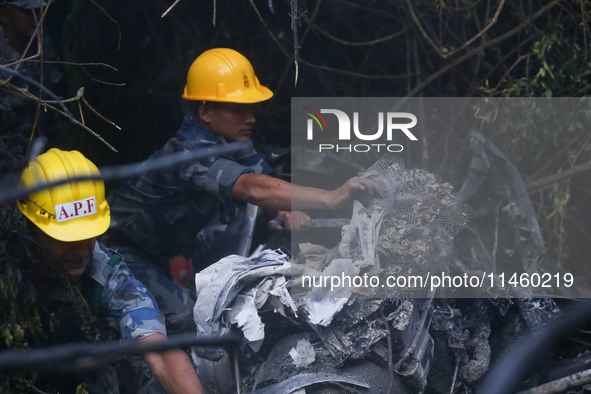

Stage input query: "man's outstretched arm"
[{"left": 232, "top": 173, "right": 382, "bottom": 212}]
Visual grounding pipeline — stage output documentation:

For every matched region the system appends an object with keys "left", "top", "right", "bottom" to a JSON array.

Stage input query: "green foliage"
[
  {"left": 545, "top": 181, "right": 572, "bottom": 265},
  {"left": 76, "top": 383, "right": 89, "bottom": 394},
  {"left": 0, "top": 207, "right": 42, "bottom": 393},
  {"left": 482, "top": 30, "right": 591, "bottom": 98},
  {"left": 472, "top": 0, "right": 591, "bottom": 269}
]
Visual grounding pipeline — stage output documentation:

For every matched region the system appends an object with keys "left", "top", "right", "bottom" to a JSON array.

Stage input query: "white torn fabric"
[
  {"left": 302, "top": 201, "right": 384, "bottom": 327},
  {"left": 299, "top": 242, "right": 328, "bottom": 256},
  {"left": 290, "top": 265, "right": 322, "bottom": 298},
  {"left": 269, "top": 276, "right": 298, "bottom": 315},
  {"left": 228, "top": 291, "right": 265, "bottom": 351},
  {"left": 193, "top": 249, "right": 297, "bottom": 352},
  {"left": 254, "top": 277, "right": 275, "bottom": 308},
  {"left": 251, "top": 276, "right": 298, "bottom": 317},
  {"left": 303, "top": 297, "right": 348, "bottom": 327},
  {"left": 339, "top": 200, "right": 383, "bottom": 268},
  {"left": 289, "top": 339, "right": 316, "bottom": 368},
  {"left": 302, "top": 258, "right": 363, "bottom": 326},
  {"left": 298, "top": 243, "right": 328, "bottom": 271},
  {"left": 224, "top": 276, "right": 300, "bottom": 352}
]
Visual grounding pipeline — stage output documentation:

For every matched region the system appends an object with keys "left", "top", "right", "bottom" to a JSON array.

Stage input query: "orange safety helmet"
[{"left": 182, "top": 48, "right": 273, "bottom": 103}]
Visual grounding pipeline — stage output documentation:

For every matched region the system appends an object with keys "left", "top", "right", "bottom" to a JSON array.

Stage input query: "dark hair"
[{"left": 195, "top": 101, "right": 223, "bottom": 124}]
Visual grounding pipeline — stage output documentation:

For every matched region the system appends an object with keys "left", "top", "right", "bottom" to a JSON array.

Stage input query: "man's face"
[
  {"left": 199, "top": 102, "right": 256, "bottom": 142},
  {"left": 0, "top": 5, "right": 40, "bottom": 39},
  {"left": 36, "top": 232, "right": 96, "bottom": 278}
]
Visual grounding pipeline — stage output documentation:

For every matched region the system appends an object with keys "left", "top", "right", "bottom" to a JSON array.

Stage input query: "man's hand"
[
  {"left": 139, "top": 333, "right": 204, "bottom": 394},
  {"left": 330, "top": 177, "right": 383, "bottom": 210},
  {"left": 269, "top": 211, "right": 311, "bottom": 232}
]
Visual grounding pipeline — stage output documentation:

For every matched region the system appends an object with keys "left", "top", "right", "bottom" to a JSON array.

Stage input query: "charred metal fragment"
[{"left": 250, "top": 372, "right": 370, "bottom": 394}]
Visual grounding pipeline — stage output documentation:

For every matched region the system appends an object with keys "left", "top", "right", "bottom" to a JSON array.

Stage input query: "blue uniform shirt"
[
  {"left": 22, "top": 242, "right": 166, "bottom": 342},
  {"left": 104, "top": 112, "right": 272, "bottom": 260}
]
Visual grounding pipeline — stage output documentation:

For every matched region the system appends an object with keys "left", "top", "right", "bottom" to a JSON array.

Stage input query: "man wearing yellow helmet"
[
  {"left": 17, "top": 148, "right": 204, "bottom": 393},
  {"left": 104, "top": 48, "right": 382, "bottom": 338}
]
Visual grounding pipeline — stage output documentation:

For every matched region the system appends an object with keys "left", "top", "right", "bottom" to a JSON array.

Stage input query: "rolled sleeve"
[
  {"left": 103, "top": 262, "right": 167, "bottom": 340},
  {"left": 205, "top": 158, "right": 253, "bottom": 205},
  {"left": 119, "top": 306, "right": 167, "bottom": 340}
]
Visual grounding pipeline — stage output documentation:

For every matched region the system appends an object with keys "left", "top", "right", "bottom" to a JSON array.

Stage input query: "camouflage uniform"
[
  {"left": 102, "top": 112, "right": 272, "bottom": 333},
  {"left": 23, "top": 241, "right": 167, "bottom": 343},
  {"left": 15, "top": 242, "right": 167, "bottom": 394}
]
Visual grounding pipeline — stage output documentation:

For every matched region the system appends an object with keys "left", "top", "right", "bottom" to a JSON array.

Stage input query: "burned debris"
[
  {"left": 189, "top": 133, "right": 582, "bottom": 394},
  {"left": 0, "top": 132, "right": 585, "bottom": 393}
]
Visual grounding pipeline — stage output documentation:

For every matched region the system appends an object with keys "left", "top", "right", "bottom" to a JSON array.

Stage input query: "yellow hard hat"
[
  {"left": 17, "top": 148, "right": 110, "bottom": 242},
  {"left": 182, "top": 48, "right": 274, "bottom": 103}
]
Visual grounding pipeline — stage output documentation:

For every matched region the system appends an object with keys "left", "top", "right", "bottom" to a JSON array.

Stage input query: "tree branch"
[
  {"left": 406, "top": 0, "right": 506, "bottom": 59},
  {"left": 248, "top": 0, "right": 290, "bottom": 58},
  {"left": 0, "top": 73, "right": 119, "bottom": 152},
  {"left": 302, "top": 14, "right": 412, "bottom": 46},
  {"left": 299, "top": 58, "right": 414, "bottom": 79},
  {"left": 526, "top": 159, "right": 591, "bottom": 192},
  {"left": 404, "top": 0, "right": 563, "bottom": 98}
]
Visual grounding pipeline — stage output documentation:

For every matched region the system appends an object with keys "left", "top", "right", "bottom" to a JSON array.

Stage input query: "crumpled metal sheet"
[
  {"left": 193, "top": 249, "right": 297, "bottom": 359},
  {"left": 250, "top": 372, "right": 370, "bottom": 394}
]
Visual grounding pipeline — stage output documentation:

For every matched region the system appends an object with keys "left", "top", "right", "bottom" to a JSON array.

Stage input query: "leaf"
[
  {"left": 14, "top": 324, "right": 24, "bottom": 341},
  {"left": 4, "top": 327, "right": 13, "bottom": 347},
  {"left": 76, "top": 383, "right": 89, "bottom": 394}
]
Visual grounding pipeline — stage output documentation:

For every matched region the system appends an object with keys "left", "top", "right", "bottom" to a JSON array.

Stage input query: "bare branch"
[
  {"left": 404, "top": 0, "right": 563, "bottom": 98},
  {"left": 248, "top": 0, "right": 290, "bottom": 58},
  {"left": 0, "top": 66, "right": 73, "bottom": 118},
  {"left": 6, "top": 59, "right": 119, "bottom": 71},
  {"left": 494, "top": 53, "right": 534, "bottom": 90},
  {"left": 41, "top": 102, "right": 118, "bottom": 152},
  {"left": 292, "top": 0, "right": 299, "bottom": 87},
  {"left": 2, "top": 54, "right": 41, "bottom": 68},
  {"left": 526, "top": 159, "right": 591, "bottom": 193},
  {"left": 27, "top": 0, "right": 47, "bottom": 156},
  {"left": 42, "top": 86, "right": 85, "bottom": 104},
  {"left": 4, "top": 0, "right": 51, "bottom": 83},
  {"left": 161, "top": 0, "right": 182, "bottom": 18},
  {"left": 299, "top": 58, "right": 415, "bottom": 79},
  {"left": 89, "top": 0, "right": 121, "bottom": 50},
  {"left": 406, "top": 0, "right": 506, "bottom": 59},
  {"left": 0, "top": 72, "right": 118, "bottom": 152},
  {"left": 78, "top": 100, "right": 85, "bottom": 124},
  {"left": 302, "top": 14, "right": 412, "bottom": 46},
  {"left": 80, "top": 66, "right": 125, "bottom": 86},
  {"left": 82, "top": 97, "right": 122, "bottom": 130},
  {"left": 471, "top": 34, "right": 537, "bottom": 95}
]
